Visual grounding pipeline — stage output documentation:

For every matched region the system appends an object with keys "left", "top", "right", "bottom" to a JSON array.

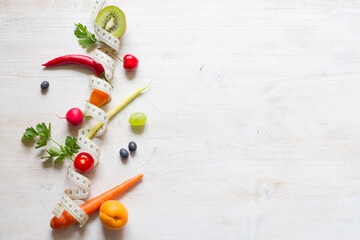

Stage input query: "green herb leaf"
[
  {"left": 74, "top": 23, "right": 97, "bottom": 48},
  {"left": 47, "top": 147, "right": 62, "bottom": 156},
  {"left": 22, "top": 122, "right": 80, "bottom": 163},
  {"left": 78, "top": 38, "right": 97, "bottom": 48},
  {"left": 55, "top": 155, "right": 65, "bottom": 162},
  {"left": 36, "top": 123, "right": 50, "bottom": 140},
  {"left": 74, "top": 23, "right": 89, "bottom": 38},
  {"left": 35, "top": 139, "right": 48, "bottom": 149},
  {"left": 63, "top": 136, "right": 80, "bottom": 159},
  {"left": 32, "top": 122, "right": 51, "bottom": 148},
  {"left": 22, "top": 127, "right": 38, "bottom": 140},
  {"left": 42, "top": 147, "right": 66, "bottom": 161}
]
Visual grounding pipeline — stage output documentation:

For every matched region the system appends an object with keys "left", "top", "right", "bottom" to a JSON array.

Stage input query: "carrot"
[{"left": 50, "top": 173, "right": 143, "bottom": 230}]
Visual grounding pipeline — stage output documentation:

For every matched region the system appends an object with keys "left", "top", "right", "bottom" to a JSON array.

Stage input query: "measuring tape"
[{"left": 52, "top": 0, "right": 120, "bottom": 227}]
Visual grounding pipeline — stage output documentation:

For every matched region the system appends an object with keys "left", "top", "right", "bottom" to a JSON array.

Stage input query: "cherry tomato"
[
  {"left": 74, "top": 152, "right": 94, "bottom": 173},
  {"left": 123, "top": 54, "right": 139, "bottom": 72}
]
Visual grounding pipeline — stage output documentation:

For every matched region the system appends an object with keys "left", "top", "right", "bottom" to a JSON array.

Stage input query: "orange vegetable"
[
  {"left": 89, "top": 89, "right": 111, "bottom": 107},
  {"left": 50, "top": 173, "right": 143, "bottom": 230},
  {"left": 100, "top": 200, "right": 128, "bottom": 230}
]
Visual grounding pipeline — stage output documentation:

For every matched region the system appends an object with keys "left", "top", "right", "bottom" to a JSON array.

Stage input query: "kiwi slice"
[{"left": 95, "top": 6, "right": 126, "bottom": 38}]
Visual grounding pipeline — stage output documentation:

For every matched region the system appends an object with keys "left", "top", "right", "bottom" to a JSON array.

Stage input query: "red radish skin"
[{"left": 65, "top": 108, "right": 84, "bottom": 126}]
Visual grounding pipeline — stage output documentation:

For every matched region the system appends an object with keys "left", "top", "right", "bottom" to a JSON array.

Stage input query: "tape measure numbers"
[{"left": 52, "top": 0, "right": 120, "bottom": 227}]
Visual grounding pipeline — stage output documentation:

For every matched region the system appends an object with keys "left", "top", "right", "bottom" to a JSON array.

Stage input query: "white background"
[{"left": 1, "top": 0, "right": 360, "bottom": 239}]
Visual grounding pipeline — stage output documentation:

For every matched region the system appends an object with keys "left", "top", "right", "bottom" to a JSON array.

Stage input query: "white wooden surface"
[{"left": 1, "top": 0, "right": 360, "bottom": 239}]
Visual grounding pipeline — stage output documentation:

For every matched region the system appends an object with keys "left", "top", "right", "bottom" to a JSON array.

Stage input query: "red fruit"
[
  {"left": 123, "top": 54, "right": 139, "bottom": 72},
  {"left": 65, "top": 108, "right": 84, "bottom": 126},
  {"left": 74, "top": 152, "right": 94, "bottom": 173}
]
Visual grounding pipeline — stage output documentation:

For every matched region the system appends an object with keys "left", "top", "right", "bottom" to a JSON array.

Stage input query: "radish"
[{"left": 58, "top": 108, "right": 84, "bottom": 126}]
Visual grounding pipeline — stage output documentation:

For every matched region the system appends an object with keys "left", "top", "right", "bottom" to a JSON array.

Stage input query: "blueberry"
[
  {"left": 120, "top": 148, "right": 129, "bottom": 158},
  {"left": 128, "top": 141, "right": 137, "bottom": 151},
  {"left": 41, "top": 81, "right": 49, "bottom": 90}
]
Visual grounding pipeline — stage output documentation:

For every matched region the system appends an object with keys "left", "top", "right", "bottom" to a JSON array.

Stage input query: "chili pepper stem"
[
  {"left": 99, "top": 73, "right": 113, "bottom": 88},
  {"left": 86, "top": 82, "right": 151, "bottom": 139}
]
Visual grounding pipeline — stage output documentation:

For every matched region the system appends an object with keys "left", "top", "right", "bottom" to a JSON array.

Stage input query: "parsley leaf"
[
  {"left": 74, "top": 23, "right": 89, "bottom": 38},
  {"left": 41, "top": 147, "right": 62, "bottom": 159},
  {"left": 22, "top": 122, "right": 80, "bottom": 162},
  {"left": 65, "top": 136, "right": 80, "bottom": 155},
  {"left": 35, "top": 139, "right": 48, "bottom": 149},
  {"left": 22, "top": 127, "right": 38, "bottom": 140},
  {"left": 36, "top": 123, "right": 51, "bottom": 140},
  {"left": 55, "top": 155, "right": 65, "bottom": 162},
  {"left": 47, "top": 147, "right": 62, "bottom": 156},
  {"left": 74, "top": 23, "right": 97, "bottom": 48}
]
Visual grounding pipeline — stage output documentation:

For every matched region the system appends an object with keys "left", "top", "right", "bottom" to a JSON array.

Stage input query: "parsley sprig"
[
  {"left": 22, "top": 123, "right": 80, "bottom": 162},
  {"left": 74, "top": 23, "right": 98, "bottom": 48},
  {"left": 74, "top": 23, "right": 122, "bottom": 61}
]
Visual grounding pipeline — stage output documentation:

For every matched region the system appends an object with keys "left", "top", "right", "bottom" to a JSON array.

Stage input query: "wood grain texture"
[{"left": 1, "top": 0, "right": 360, "bottom": 239}]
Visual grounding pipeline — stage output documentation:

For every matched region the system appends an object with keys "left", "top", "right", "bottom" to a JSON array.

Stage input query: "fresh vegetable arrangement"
[
  {"left": 23, "top": 0, "right": 149, "bottom": 231},
  {"left": 74, "top": 23, "right": 139, "bottom": 73},
  {"left": 50, "top": 174, "right": 143, "bottom": 230}
]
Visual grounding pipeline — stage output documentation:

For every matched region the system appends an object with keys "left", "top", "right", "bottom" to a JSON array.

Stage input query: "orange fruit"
[
  {"left": 89, "top": 89, "right": 110, "bottom": 107},
  {"left": 99, "top": 200, "right": 128, "bottom": 230}
]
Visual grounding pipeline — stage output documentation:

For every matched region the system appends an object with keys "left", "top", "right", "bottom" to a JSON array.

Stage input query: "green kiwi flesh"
[{"left": 95, "top": 6, "right": 126, "bottom": 38}]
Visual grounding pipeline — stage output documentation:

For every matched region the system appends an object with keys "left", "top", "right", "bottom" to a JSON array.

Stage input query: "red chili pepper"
[{"left": 42, "top": 55, "right": 105, "bottom": 77}]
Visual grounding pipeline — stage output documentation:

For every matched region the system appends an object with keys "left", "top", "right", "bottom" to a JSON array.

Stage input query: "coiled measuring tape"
[{"left": 52, "top": 0, "right": 120, "bottom": 227}]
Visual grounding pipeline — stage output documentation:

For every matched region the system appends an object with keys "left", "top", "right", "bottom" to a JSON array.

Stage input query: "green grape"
[{"left": 129, "top": 112, "right": 147, "bottom": 126}]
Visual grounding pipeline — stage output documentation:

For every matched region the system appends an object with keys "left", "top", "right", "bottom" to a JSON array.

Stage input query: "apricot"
[
  {"left": 89, "top": 89, "right": 110, "bottom": 107},
  {"left": 99, "top": 200, "right": 128, "bottom": 230}
]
